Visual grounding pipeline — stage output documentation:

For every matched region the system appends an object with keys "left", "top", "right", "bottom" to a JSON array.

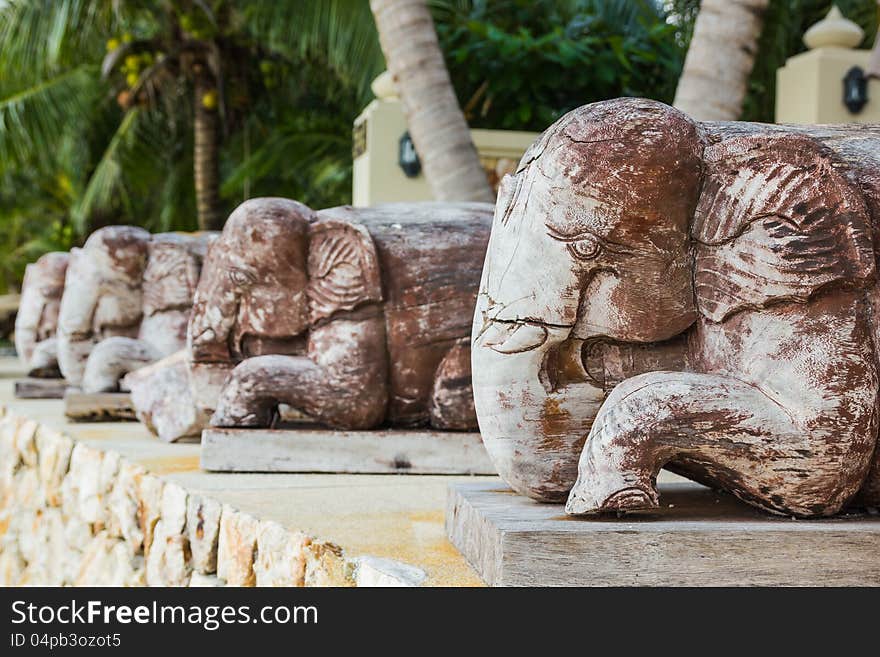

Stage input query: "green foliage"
[
  {"left": 0, "top": 0, "right": 384, "bottom": 292},
  {"left": 5, "top": 0, "right": 875, "bottom": 294},
  {"left": 433, "top": 0, "right": 685, "bottom": 130},
  {"left": 221, "top": 58, "right": 359, "bottom": 210}
]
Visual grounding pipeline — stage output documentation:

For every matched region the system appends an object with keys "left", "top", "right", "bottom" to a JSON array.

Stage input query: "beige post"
[
  {"left": 776, "top": 6, "right": 880, "bottom": 124},
  {"left": 352, "top": 72, "right": 537, "bottom": 206}
]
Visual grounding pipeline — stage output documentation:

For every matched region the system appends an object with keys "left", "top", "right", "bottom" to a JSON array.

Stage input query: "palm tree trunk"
[
  {"left": 194, "top": 74, "right": 223, "bottom": 231},
  {"left": 673, "top": 0, "right": 769, "bottom": 120},
  {"left": 370, "top": 0, "right": 493, "bottom": 203}
]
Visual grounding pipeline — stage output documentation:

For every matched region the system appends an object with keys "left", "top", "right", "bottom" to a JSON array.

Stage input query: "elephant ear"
[
  {"left": 692, "top": 133, "right": 875, "bottom": 322},
  {"left": 307, "top": 218, "right": 383, "bottom": 323}
]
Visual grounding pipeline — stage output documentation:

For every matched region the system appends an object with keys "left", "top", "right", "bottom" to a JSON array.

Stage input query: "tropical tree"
[
  {"left": 435, "top": 0, "right": 686, "bottom": 131},
  {"left": 668, "top": 0, "right": 878, "bottom": 121},
  {"left": 371, "top": 0, "right": 493, "bottom": 203},
  {"left": 0, "top": 0, "right": 384, "bottom": 288},
  {"left": 673, "top": 0, "right": 771, "bottom": 120}
]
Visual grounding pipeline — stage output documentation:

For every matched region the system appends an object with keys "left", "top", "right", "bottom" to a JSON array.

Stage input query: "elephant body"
[
  {"left": 474, "top": 98, "right": 880, "bottom": 518},
  {"left": 56, "top": 226, "right": 212, "bottom": 393},
  {"left": 14, "top": 251, "right": 69, "bottom": 378},
  {"left": 189, "top": 198, "right": 492, "bottom": 432}
]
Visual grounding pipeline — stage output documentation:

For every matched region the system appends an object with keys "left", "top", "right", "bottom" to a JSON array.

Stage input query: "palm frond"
[
  {"left": 72, "top": 108, "right": 142, "bottom": 231},
  {"left": 0, "top": 0, "right": 110, "bottom": 83},
  {"left": 239, "top": 0, "right": 386, "bottom": 105},
  {"left": 0, "top": 65, "right": 100, "bottom": 172}
]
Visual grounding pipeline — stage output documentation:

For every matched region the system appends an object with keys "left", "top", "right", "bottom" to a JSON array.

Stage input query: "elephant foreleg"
[
  {"left": 28, "top": 338, "right": 61, "bottom": 378},
  {"left": 566, "top": 371, "right": 874, "bottom": 518},
  {"left": 81, "top": 337, "right": 162, "bottom": 393},
  {"left": 211, "top": 355, "right": 322, "bottom": 427},
  {"left": 211, "top": 352, "right": 389, "bottom": 430},
  {"left": 429, "top": 338, "right": 477, "bottom": 430},
  {"left": 852, "top": 454, "right": 880, "bottom": 507}
]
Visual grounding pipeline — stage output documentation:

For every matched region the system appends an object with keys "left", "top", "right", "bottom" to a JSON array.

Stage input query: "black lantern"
[
  {"left": 398, "top": 132, "right": 421, "bottom": 178},
  {"left": 843, "top": 66, "right": 868, "bottom": 114}
]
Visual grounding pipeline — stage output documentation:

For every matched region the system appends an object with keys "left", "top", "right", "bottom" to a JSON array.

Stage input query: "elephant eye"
[
  {"left": 568, "top": 237, "right": 602, "bottom": 261},
  {"left": 228, "top": 268, "right": 256, "bottom": 287}
]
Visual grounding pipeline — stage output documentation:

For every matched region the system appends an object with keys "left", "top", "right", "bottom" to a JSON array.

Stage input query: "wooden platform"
[
  {"left": 14, "top": 377, "right": 67, "bottom": 399},
  {"left": 201, "top": 428, "right": 496, "bottom": 474},
  {"left": 64, "top": 390, "right": 136, "bottom": 422},
  {"left": 446, "top": 481, "right": 880, "bottom": 586}
]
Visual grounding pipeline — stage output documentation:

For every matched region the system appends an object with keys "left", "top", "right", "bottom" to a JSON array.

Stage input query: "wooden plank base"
[
  {"left": 446, "top": 481, "right": 880, "bottom": 586},
  {"left": 201, "top": 428, "right": 496, "bottom": 474},
  {"left": 14, "top": 378, "right": 68, "bottom": 399},
  {"left": 64, "top": 390, "right": 136, "bottom": 422}
]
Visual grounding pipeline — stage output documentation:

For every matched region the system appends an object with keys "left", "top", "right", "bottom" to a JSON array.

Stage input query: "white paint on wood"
[
  {"left": 200, "top": 428, "right": 496, "bottom": 474},
  {"left": 14, "top": 378, "right": 68, "bottom": 399},
  {"left": 447, "top": 481, "right": 880, "bottom": 586},
  {"left": 64, "top": 390, "right": 136, "bottom": 422}
]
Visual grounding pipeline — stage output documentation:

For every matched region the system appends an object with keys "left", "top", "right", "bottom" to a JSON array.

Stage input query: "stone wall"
[{"left": 0, "top": 406, "right": 424, "bottom": 586}]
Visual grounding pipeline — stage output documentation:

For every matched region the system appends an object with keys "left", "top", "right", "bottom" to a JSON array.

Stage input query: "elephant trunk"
[
  {"left": 472, "top": 289, "right": 606, "bottom": 502},
  {"left": 28, "top": 338, "right": 61, "bottom": 378},
  {"left": 188, "top": 279, "right": 239, "bottom": 363},
  {"left": 56, "top": 249, "right": 100, "bottom": 386},
  {"left": 14, "top": 264, "right": 41, "bottom": 368}
]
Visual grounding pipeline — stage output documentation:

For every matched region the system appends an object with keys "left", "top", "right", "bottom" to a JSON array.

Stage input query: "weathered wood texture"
[
  {"left": 369, "top": 0, "right": 494, "bottom": 204},
  {"left": 124, "top": 351, "right": 207, "bottom": 442},
  {"left": 57, "top": 227, "right": 150, "bottom": 387},
  {"left": 673, "top": 0, "right": 769, "bottom": 120},
  {"left": 188, "top": 199, "right": 492, "bottom": 438},
  {"left": 447, "top": 482, "right": 880, "bottom": 586},
  {"left": 64, "top": 391, "right": 136, "bottom": 422},
  {"left": 55, "top": 228, "right": 212, "bottom": 395},
  {"left": 473, "top": 97, "right": 880, "bottom": 519},
  {"left": 14, "top": 378, "right": 68, "bottom": 399},
  {"left": 14, "top": 252, "right": 68, "bottom": 377},
  {"left": 201, "top": 428, "right": 494, "bottom": 474}
]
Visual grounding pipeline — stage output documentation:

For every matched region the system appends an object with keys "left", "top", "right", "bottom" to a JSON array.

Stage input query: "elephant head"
[
  {"left": 139, "top": 231, "right": 214, "bottom": 356},
  {"left": 187, "top": 198, "right": 317, "bottom": 416},
  {"left": 14, "top": 251, "right": 69, "bottom": 377},
  {"left": 476, "top": 97, "right": 879, "bottom": 517},
  {"left": 56, "top": 225, "right": 150, "bottom": 385},
  {"left": 473, "top": 98, "right": 701, "bottom": 501},
  {"left": 189, "top": 197, "right": 387, "bottom": 427},
  {"left": 188, "top": 198, "right": 314, "bottom": 366}
]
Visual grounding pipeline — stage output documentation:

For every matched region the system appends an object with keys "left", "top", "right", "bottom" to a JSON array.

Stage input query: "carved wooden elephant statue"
[
  {"left": 57, "top": 226, "right": 212, "bottom": 392},
  {"left": 15, "top": 251, "right": 69, "bottom": 377},
  {"left": 57, "top": 226, "right": 151, "bottom": 387},
  {"left": 473, "top": 97, "right": 880, "bottom": 518},
  {"left": 189, "top": 198, "right": 493, "bottom": 431}
]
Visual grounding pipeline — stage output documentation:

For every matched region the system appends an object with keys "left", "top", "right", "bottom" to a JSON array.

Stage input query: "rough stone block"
[
  {"left": 137, "top": 474, "right": 164, "bottom": 559},
  {"left": 61, "top": 443, "right": 104, "bottom": 523},
  {"left": 13, "top": 467, "right": 43, "bottom": 510},
  {"left": 186, "top": 494, "right": 221, "bottom": 574},
  {"left": 14, "top": 418, "right": 38, "bottom": 467},
  {"left": 145, "top": 483, "right": 190, "bottom": 586},
  {"left": 35, "top": 427, "right": 72, "bottom": 507},
  {"left": 217, "top": 506, "right": 258, "bottom": 586},
  {"left": 95, "top": 450, "right": 121, "bottom": 527},
  {"left": 0, "top": 547, "right": 24, "bottom": 586},
  {"left": 304, "top": 540, "right": 353, "bottom": 587},
  {"left": 189, "top": 571, "right": 223, "bottom": 587},
  {"left": 107, "top": 462, "right": 146, "bottom": 551},
  {"left": 0, "top": 416, "right": 21, "bottom": 506},
  {"left": 145, "top": 521, "right": 191, "bottom": 587},
  {"left": 351, "top": 555, "right": 427, "bottom": 587},
  {"left": 254, "top": 521, "right": 309, "bottom": 587},
  {"left": 76, "top": 531, "right": 143, "bottom": 586}
]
